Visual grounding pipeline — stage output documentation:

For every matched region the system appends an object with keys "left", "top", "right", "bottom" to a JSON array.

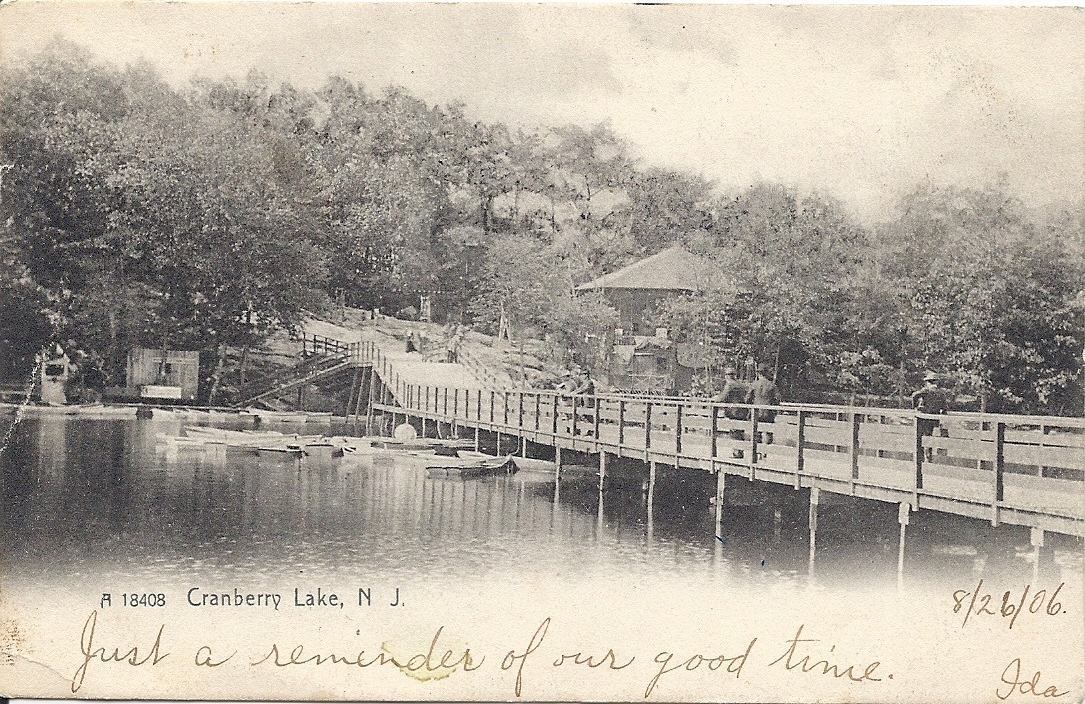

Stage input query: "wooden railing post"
[
  {"left": 535, "top": 393, "right": 541, "bottom": 432},
  {"left": 518, "top": 392, "right": 524, "bottom": 430},
  {"left": 992, "top": 421, "right": 1006, "bottom": 525},
  {"left": 749, "top": 412, "right": 759, "bottom": 473},
  {"left": 552, "top": 394, "right": 559, "bottom": 435},
  {"left": 490, "top": 390, "right": 495, "bottom": 424},
  {"left": 645, "top": 402, "right": 652, "bottom": 450},
  {"left": 914, "top": 415, "right": 925, "bottom": 493},
  {"left": 796, "top": 410, "right": 807, "bottom": 489},
  {"left": 593, "top": 396, "right": 601, "bottom": 440},
  {"left": 571, "top": 395, "right": 579, "bottom": 438},
  {"left": 850, "top": 411, "right": 861, "bottom": 492},
  {"left": 618, "top": 400, "right": 626, "bottom": 446},
  {"left": 675, "top": 403, "right": 683, "bottom": 456}
]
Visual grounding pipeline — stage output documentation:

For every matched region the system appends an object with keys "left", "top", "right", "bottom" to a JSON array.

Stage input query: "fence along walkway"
[{"left": 349, "top": 340, "right": 1084, "bottom": 538}]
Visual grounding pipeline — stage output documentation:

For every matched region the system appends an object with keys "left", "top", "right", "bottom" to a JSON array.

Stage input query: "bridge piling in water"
[
  {"left": 1028, "top": 527, "right": 1045, "bottom": 581},
  {"left": 714, "top": 469, "right": 726, "bottom": 535},
  {"left": 897, "top": 501, "right": 910, "bottom": 590},
  {"left": 808, "top": 487, "right": 820, "bottom": 576}
]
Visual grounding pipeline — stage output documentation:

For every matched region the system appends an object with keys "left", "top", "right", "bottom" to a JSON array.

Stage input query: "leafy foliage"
[{"left": 0, "top": 42, "right": 1080, "bottom": 413}]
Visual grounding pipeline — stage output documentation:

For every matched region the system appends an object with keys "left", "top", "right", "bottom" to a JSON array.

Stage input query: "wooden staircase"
[{"left": 237, "top": 351, "right": 356, "bottom": 408}]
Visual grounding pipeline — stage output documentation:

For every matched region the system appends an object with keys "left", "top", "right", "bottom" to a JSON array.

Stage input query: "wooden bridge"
[{"left": 253, "top": 334, "right": 1085, "bottom": 576}]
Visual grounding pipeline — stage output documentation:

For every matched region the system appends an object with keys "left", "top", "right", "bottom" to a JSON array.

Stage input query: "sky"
[{"left": 2, "top": 2, "right": 1083, "bottom": 224}]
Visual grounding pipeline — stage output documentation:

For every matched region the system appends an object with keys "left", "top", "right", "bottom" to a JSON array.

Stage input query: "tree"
[{"left": 880, "top": 184, "right": 1083, "bottom": 412}]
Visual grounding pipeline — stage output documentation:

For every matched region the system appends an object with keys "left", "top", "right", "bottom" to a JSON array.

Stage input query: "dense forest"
[{"left": 2, "top": 42, "right": 1082, "bottom": 413}]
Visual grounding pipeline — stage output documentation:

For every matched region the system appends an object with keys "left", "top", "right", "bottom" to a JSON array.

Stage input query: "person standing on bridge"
[
  {"left": 748, "top": 362, "right": 780, "bottom": 445},
  {"left": 912, "top": 371, "right": 948, "bottom": 461},
  {"left": 571, "top": 371, "right": 596, "bottom": 437},
  {"left": 714, "top": 366, "right": 750, "bottom": 458}
]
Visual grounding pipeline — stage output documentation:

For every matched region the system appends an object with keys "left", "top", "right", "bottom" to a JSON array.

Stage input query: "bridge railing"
[
  {"left": 348, "top": 338, "right": 1083, "bottom": 529},
  {"left": 386, "top": 383, "right": 1084, "bottom": 524}
]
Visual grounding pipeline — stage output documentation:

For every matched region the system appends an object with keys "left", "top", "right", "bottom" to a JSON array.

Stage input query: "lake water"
[{"left": 1, "top": 415, "right": 1082, "bottom": 700}]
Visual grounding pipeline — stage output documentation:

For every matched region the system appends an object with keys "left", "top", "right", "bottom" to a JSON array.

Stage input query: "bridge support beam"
[
  {"left": 714, "top": 469, "right": 726, "bottom": 534},
  {"left": 520, "top": 435, "right": 527, "bottom": 458},
  {"left": 496, "top": 431, "right": 502, "bottom": 456},
  {"left": 808, "top": 487, "right": 820, "bottom": 577},
  {"left": 362, "top": 368, "right": 374, "bottom": 433},
  {"left": 897, "top": 502, "right": 910, "bottom": 591},
  {"left": 474, "top": 426, "right": 480, "bottom": 453},
  {"left": 597, "top": 452, "right": 608, "bottom": 531},
  {"left": 554, "top": 446, "right": 562, "bottom": 482},
  {"left": 646, "top": 460, "right": 656, "bottom": 512}
]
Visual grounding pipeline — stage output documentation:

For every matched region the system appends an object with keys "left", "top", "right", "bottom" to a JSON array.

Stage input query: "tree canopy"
[{"left": 1, "top": 41, "right": 1081, "bottom": 413}]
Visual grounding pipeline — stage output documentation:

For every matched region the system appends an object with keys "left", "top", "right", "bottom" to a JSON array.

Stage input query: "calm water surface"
[{"left": 2, "top": 416, "right": 1079, "bottom": 595}]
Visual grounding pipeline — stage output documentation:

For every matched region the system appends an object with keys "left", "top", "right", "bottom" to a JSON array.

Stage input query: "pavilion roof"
[{"left": 576, "top": 245, "right": 726, "bottom": 292}]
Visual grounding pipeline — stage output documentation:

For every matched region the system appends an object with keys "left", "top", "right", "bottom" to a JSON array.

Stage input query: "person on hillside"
[
  {"left": 749, "top": 362, "right": 780, "bottom": 444},
  {"left": 713, "top": 366, "right": 750, "bottom": 458},
  {"left": 405, "top": 332, "right": 418, "bottom": 354},
  {"left": 444, "top": 325, "right": 456, "bottom": 363},
  {"left": 445, "top": 324, "right": 463, "bottom": 363},
  {"left": 912, "top": 371, "right": 949, "bottom": 461}
]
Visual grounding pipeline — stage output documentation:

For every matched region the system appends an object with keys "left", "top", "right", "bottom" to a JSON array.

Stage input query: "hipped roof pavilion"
[
  {"left": 575, "top": 245, "right": 730, "bottom": 334},
  {"left": 576, "top": 245, "right": 726, "bottom": 293}
]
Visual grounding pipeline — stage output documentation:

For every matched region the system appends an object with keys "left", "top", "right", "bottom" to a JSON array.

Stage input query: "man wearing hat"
[{"left": 912, "top": 371, "right": 949, "bottom": 459}]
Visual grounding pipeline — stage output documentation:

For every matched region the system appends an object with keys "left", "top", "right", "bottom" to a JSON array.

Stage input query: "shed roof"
[{"left": 576, "top": 246, "right": 725, "bottom": 292}]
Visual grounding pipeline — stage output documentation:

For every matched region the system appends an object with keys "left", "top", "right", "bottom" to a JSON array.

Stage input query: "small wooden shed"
[{"left": 126, "top": 348, "right": 200, "bottom": 401}]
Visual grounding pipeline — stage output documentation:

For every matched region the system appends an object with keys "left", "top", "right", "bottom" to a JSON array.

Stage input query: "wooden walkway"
[{"left": 303, "top": 338, "right": 1085, "bottom": 539}]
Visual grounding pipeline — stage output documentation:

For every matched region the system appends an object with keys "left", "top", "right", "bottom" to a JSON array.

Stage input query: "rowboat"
[
  {"left": 371, "top": 438, "right": 474, "bottom": 452},
  {"left": 243, "top": 409, "right": 334, "bottom": 424},
  {"left": 9, "top": 403, "right": 138, "bottom": 418},
  {"left": 426, "top": 455, "right": 518, "bottom": 479},
  {"left": 146, "top": 407, "right": 237, "bottom": 420}
]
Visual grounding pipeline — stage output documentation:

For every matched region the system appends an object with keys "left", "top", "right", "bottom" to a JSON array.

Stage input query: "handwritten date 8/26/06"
[{"left": 952, "top": 580, "right": 1065, "bottom": 629}]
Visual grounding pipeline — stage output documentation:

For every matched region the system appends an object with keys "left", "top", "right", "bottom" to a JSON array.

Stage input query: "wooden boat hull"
[
  {"left": 372, "top": 438, "right": 473, "bottom": 452},
  {"left": 426, "top": 455, "right": 518, "bottom": 479}
]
